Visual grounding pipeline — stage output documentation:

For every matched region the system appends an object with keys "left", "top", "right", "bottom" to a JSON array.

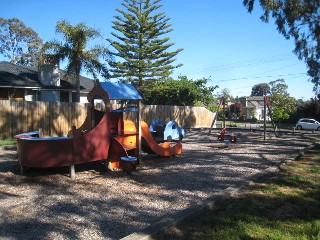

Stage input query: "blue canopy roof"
[{"left": 100, "top": 82, "right": 143, "bottom": 100}]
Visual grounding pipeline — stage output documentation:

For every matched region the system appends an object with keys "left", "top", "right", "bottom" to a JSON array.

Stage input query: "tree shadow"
[
  {"left": 0, "top": 125, "right": 317, "bottom": 239},
  {"left": 150, "top": 147, "right": 320, "bottom": 239}
]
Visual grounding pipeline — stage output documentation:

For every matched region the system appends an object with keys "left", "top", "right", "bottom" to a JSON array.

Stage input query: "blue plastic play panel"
[
  {"left": 164, "top": 120, "right": 186, "bottom": 140},
  {"left": 120, "top": 156, "right": 137, "bottom": 162},
  {"left": 100, "top": 82, "right": 143, "bottom": 100},
  {"left": 149, "top": 119, "right": 165, "bottom": 132}
]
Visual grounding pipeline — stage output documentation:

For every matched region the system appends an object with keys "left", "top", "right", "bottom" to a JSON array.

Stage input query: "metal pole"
[
  {"left": 266, "top": 98, "right": 277, "bottom": 137},
  {"left": 264, "top": 96, "right": 266, "bottom": 141},
  {"left": 209, "top": 97, "right": 223, "bottom": 135},
  {"left": 223, "top": 97, "right": 226, "bottom": 128},
  {"left": 138, "top": 101, "right": 142, "bottom": 164}
]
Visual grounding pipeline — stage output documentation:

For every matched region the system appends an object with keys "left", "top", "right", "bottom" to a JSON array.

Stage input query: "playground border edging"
[
  {"left": 121, "top": 141, "right": 318, "bottom": 240},
  {"left": 121, "top": 188, "right": 238, "bottom": 240}
]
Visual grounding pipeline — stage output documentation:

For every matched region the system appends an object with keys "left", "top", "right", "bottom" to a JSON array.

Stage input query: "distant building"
[
  {"left": 239, "top": 96, "right": 270, "bottom": 121},
  {"left": 0, "top": 61, "right": 95, "bottom": 103}
]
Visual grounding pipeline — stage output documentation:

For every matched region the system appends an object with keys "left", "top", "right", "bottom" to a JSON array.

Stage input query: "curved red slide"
[{"left": 141, "top": 121, "right": 182, "bottom": 156}]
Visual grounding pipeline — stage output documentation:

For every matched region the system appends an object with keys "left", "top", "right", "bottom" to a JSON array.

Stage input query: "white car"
[{"left": 296, "top": 118, "right": 320, "bottom": 130}]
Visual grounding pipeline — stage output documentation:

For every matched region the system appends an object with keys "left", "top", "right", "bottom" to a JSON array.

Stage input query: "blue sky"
[{"left": 0, "top": 0, "right": 315, "bottom": 100}]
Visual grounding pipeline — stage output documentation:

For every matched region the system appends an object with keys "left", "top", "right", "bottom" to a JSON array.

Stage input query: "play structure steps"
[{"left": 120, "top": 156, "right": 137, "bottom": 174}]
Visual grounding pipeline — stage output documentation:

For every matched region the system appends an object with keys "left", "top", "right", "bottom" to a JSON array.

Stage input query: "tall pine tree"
[{"left": 107, "top": 0, "right": 183, "bottom": 87}]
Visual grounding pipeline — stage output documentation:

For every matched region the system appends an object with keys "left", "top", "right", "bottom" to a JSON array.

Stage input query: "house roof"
[
  {"left": 246, "top": 96, "right": 265, "bottom": 108},
  {"left": 0, "top": 61, "right": 95, "bottom": 92},
  {"left": 246, "top": 96, "right": 264, "bottom": 101},
  {"left": 0, "top": 61, "right": 41, "bottom": 88},
  {"left": 59, "top": 69, "right": 95, "bottom": 92}
]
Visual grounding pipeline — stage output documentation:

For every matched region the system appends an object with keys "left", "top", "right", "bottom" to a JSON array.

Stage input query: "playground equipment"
[
  {"left": 114, "top": 119, "right": 182, "bottom": 157},
  {"left": 149, "top": 119, "right": 186, "bottom": 142},
  {"left": 217, "top": 128, "right": 237, "bottom": 143},
  {"left": 149, "top": 119, "right": 165, "bottom": 139},
  {"left": 141, "top": 121, "right": 182, "bottom": 156},
  {"left": 209, "top": 96, "right": 277, "bottom": 141},
  {"left": 15, "top": 80, "right": 183, "bottom": 177},
  {"left": 15, "top": 81, "right": 142, "bottom": 177},
  {"left": 164, "top": 120, "right": 186, "bottom": 141}
]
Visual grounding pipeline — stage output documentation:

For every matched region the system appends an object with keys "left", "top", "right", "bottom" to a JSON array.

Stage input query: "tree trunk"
[{"left": 75, "top": 74, "right": 81, "bottom": 102}]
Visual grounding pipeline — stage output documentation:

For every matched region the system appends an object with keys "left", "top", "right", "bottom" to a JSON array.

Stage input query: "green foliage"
[
  {"left": 0, "top": 139, "right": 16, "bottom": 146},
  {"left": 42, "top": 20, "right": 110, "bottom": 102},
  {"left": 251, "top": 82, "right": 270, "bottom": 96},
  {"left": 107, "top": 0, "right": 183, "bottom": 87},
  {"left": 243, "top": 0, "right": 320, "bottom": 92},
  {"left": 0, "top": 17, "right": 43, "bottom": 66},
  {"left": 216, "top": 88, "right": 233, "bottom": 101},
  {"left": 269, "top": 79, "right": 296, "bottom": 121},
  {"left": 141, "top": 75, "right": 217, "bottom": 106},
  {"left": 229, "top": 102, "right": 241, "bottom": 119},
  {"left": 297, "top": 98, "right": 320, "bottom": 120}
]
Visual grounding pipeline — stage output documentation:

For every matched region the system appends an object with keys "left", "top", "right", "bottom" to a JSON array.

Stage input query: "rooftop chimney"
[{"left": 38, "top": 56, "right": 60, "bottom": 87}]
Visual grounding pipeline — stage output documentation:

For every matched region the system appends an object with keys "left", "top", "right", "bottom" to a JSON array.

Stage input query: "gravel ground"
[{"left": 0, "top": 129, "right": 318, "bottom": 240}]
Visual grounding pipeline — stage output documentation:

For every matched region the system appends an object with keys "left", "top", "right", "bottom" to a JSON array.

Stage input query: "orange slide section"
[{"left": 141, "top": 121, "right": 182, "bottom": 157}]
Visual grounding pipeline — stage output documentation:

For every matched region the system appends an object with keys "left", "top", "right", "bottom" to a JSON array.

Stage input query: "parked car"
[{"left": 296, "top": 118, "right": 320, "bottom": 130}]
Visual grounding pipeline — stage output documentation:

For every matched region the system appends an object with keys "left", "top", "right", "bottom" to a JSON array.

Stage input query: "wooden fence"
[
  {"left": 139, "top": 105, "right": 215, "bottom": 129},
  {"left": 0, "top": 100, "right": 215, "bottom": 138}
]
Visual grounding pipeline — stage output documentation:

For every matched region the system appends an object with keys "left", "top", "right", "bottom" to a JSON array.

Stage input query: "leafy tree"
[
  {"left": 216, "top": 88, "right": 234, "bottom": 101},
  {"left": 0, "top": 17, "right": 43, "bottom": 66},
  {"left": 229, "top": 102, "right": 241, "bottom": 119},
  {"left": 243, "top": 0, "right": 320, "bottom": 92},
  {"left": 248, "top": 107, "right": 258, "bottom": 122},
  {"left": 268, "top": 79, "right": 296, "bottom": 121},
  {"left": 251, "top": 82, "right": 270, "bottom": 96},
  {"left": 142, "top": 76, "right": 217, "bottom": 106},
  {"left": 107, "top": 0, "right": 183, "bottom": 87},
  {"left": 214, "top": 88, "right": 233, "bottom": 120},
  {"left": 297, "top": 98, "right": 320, "bottom": 120},
  {"left": 42, "top": 20, "right": 110, "bottom": 102}
]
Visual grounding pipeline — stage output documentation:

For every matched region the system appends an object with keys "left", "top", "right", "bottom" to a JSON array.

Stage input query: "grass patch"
[
  {"left": 153, "top": 146, "right": 320, "bottom": 240},
  {"left": 0, "top": 139, "right": 16, "bottom": 146},
  {"left": 201, "top": 153, "right": 320, "bottom": 239}
]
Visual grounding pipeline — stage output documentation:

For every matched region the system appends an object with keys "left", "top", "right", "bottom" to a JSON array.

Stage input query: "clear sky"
[{"left": 0, "top": 0, "right": 315, "bottom": 100}]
